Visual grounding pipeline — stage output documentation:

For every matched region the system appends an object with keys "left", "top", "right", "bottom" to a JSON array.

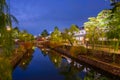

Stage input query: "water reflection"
[
  {"left": 41, "top": 47, "right": 111, "bottom": 80},
  {"left": 18, "top": 49, "right": 34, "bottom": 70},
  {"left": 3, "top": 47, "right": 117, "bottom": 80},
  {"left": 0, "top": 49, "right": 34, "bottom": 80}
]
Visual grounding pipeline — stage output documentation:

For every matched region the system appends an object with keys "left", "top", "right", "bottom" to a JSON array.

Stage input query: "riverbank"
[
  {"left": 0, "top": 42, "right": 33, "bottom": 68},
  {"left": 42, "top": 42, "right": 120, "bottom": 77},
  {"left": 11, "top": 42, "right": 34, "bottom": 67},
  {"left": 0, "top": 42, "right": 34, "bottom": 80}
]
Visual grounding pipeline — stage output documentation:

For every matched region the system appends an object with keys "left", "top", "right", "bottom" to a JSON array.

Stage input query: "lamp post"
[{"left": 6, "top": 26, "right": 11, "bottom": 31}]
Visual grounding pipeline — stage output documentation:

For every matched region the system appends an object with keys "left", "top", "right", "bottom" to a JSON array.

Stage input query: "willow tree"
[
  {"left": 97, "top": 10, "right": 111, "bottom": 46},
  {"left": 61, "top": 28, "right": 73, "bottom": 46},
  {"left": 61, "top": 24, "right": 79, "bottom": 46},
  {"left": 84, "top": 9, "right": 112, "bottom": 49},
  {"left": 68, "top": 24, "right": 79, "bottom": 46},
  {"left": 84, "top": 17, "right": 99, "bottom": 49},
  {"left": 0, "top": 0, "right": 18, "bottom": 56},
  {"left": 12, "top": 27, "right": 20, "bottom": 39},
  {"left": 69, "top": 24, "right": 79, "bottom": 35},
  {"left": 106, "top": 1, "right": 120, "bottom": 51}
]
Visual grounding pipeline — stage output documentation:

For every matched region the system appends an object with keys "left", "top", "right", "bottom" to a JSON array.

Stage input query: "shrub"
[
  {"left": 70, "top": 46, "right": 87, "bottom": 57},
  {"left": 49, "top": 41, "right": 63, "bottom": 48}
]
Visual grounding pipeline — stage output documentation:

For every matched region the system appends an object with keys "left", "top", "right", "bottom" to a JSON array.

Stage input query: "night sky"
[{"left": 10, "top": 0, "right": 111, "bottom": 35}]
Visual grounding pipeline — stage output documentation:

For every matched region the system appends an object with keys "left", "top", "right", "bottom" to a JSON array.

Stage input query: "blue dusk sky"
[{"left": 10, "top": 0, "right": 111, "bottom": 35}]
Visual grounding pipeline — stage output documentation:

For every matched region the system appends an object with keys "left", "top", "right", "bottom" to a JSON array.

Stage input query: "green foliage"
[
  {"left": 0, "top": 0, "right": 8, "bottom": 14},
  {"left": 61, "top": 25, "right": 79, "bottom": 46},
  {"left": 18, "top": 49, "right": 34, "bottom": 70},
  {"left": 1, "top": 30, "right": 14, "bottom": 56},
  {"left": 50, "top": 26, "right": 62, "bottom": 43},
  {"left": 70, "top": 46, "right": 87, "bottom": 57},
  {"left": 61, "top": 30, "right": 74, "bottom": 46},
  {"left": 49, "top": 25, "right": 79, "bottom": 46},
  {"left": 97, "top": 10, "right": 111, "bottom": 27},
  {"left": 0, "top": 58, "right": 12, "bottom": 80},
  {"left": 18, "top": 30, "right": 34, "bottom": 42},
  {"left": 41, "top": 29, "right": 49, "bottom": 37},
  {"left": 84, "top": 8, "right": 120, "bottom": 52},
  {"left": 84, "top": 70, "right": 109, "bottom": 80},
  {"left": 69, "top": 24, "right": 79, "bottom": 34},
  {"left": 48, "top": 50, "right": 62, "bottom": 68},
  {"left": 106, "top": 2, "right": 120, "bottom": 51},
  {"left": 12, "top": 27, "right": 20, "bottom": 39},
  {"left": 84, "top": 17, "right": 99, "bottom": 49},
  {"left": 84, "top": 10, "right": 111, "bottom": 49},
  {"left": 0, "top": 0, "right": 18, "bottom": 56},
  {"left": 107, "top": 9, "right": 120, "bottom": 39}
]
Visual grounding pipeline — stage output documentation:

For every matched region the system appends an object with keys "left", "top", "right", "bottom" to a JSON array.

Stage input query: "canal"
[{"left": 12, "top": 47, "right": 117, "bottom": 80}]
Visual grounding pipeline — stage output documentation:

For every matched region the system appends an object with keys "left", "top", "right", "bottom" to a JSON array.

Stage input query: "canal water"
[{"left": 12, "top": 48, "right": 117, "bottom": 80}]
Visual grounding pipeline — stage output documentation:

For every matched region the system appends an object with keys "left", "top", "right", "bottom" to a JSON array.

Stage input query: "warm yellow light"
[
  {"left": 85, "top": 28, "right": 89, "bottom": 31},
  {"left": 85, "top": 38, "right": 89, "bottom": 41},
  {"left": 42, "top": 37, "right": 44, "bottom": 40},
  {"left": 23, "top": 34, "right": 26, "bottom": 37},
  {"left": 6, "top": 26, "right": 11, "bottom": 31},
  {"left": 54, "top": 59, "right": 57, "bottom": 63},
  {"left": 22, "top": 62, "right": 25, "bottom": 65},
  {"left": 42, "top": 48, "right": 44, "bottom": 51}
]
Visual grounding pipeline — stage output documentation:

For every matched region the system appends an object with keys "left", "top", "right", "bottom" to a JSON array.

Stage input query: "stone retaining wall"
[
  {"left": 78, "top": 55, "right": 120, "bottom": 76},
  {"left": 10, "top": 49, "right": 27, "bottom": 68},
  {"left": 50, "top": 47, "right": 120, "bottom": 77}
]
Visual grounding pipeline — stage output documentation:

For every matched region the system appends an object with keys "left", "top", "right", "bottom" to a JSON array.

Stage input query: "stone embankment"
[
  {"left": 78, "top": 55, "right": 120, "bottom": 76},
  {"left": 10, "top": 49, "right": 27, "bottom": 68},
  {"left": 10, "top": 42, "right": 34, "bottom": 68},
  {"left": 48, "top": 46, "right": 120, "bottom": 77}
]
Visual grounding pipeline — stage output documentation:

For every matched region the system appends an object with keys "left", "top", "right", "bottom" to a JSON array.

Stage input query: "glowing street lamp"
[
  {"left": 85, "top": 38, "right": 89, "bottom": 41},
  {"left": 85, "top": 28, "right": 89, "bottom": 31},
  {"left": 6, "top": 26, "right": 11, "bottom": 31}
]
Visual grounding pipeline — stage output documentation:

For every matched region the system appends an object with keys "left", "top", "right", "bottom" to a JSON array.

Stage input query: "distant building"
[{"left": 74, "top": 27, "right": 86, "bottom": 45}]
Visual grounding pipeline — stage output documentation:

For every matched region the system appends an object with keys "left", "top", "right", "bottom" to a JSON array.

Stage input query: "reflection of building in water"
[
  {"left": 57, "top": 55, "right": 110, "bottom": 80},
  {"left": 61, "top": 55, "right": 83, "bottom": 69},
  {"left": 46, "top": 49, "right": 109, "bottom": 80},
  {"left": 62, "top": 55, "right": 72, "bottom": 64},
  {"left": 58, "top": 56, "right": 86, "bottom": 80},
  {"left": 60, "top": 57, "right": 71, "bottom": 71}
]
